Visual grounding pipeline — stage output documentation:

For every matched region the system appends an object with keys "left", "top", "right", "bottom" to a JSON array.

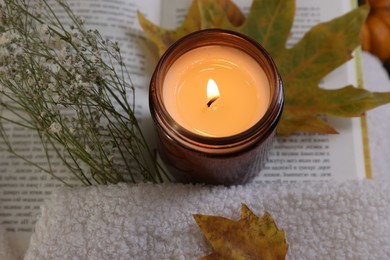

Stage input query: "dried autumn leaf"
[
  {"left": 137, "top": 0, "right": 244, "bottom": 57},
  {"left": 193, "top": 204, "right": 288, "bottom": 260},
  {"left": 138, "top": 0, "right": 390, "bottom": 135}
]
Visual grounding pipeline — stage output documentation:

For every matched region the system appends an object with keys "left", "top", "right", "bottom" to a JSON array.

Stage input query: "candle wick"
[{"left": 207, "top": 97, "right": 219, "bottom": 108}]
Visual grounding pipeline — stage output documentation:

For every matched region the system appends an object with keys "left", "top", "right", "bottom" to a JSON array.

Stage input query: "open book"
[{"left": 0, "top": 0, "right": 370, "bottom": 257}]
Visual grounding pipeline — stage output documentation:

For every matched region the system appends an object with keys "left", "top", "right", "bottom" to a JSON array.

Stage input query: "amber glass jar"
[{"left": 149, "top": 29, "right": 283, "bottom": 185}]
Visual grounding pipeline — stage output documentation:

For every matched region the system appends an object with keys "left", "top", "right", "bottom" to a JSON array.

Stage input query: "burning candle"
[
  {"left": 149, "top": 29, "right": 283, "bottom": 185},
  {"left": 162, "top": 45, "right": 270, "bottom": 137}
]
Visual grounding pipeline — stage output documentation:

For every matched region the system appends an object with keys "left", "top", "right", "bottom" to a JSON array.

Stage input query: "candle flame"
[{"left": 207, "top": 78, "right": 220, "bottom": 99}]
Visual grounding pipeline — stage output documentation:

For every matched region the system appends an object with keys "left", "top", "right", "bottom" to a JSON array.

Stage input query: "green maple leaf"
[
  {"left": 138, "top": 0, "right": 390, "bottom": 136},
  {"left": 193, "top": 204, "right": 288, "bottom": 259}
]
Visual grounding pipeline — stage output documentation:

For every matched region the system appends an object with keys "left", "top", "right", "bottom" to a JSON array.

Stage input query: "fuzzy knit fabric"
[{"left": 24, "top": 180, "right": 390, "bottom": 259}]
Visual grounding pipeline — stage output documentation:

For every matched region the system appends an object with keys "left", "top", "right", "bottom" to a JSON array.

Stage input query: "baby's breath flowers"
[{"left": 0, "top": 0, "right": 168, "bottom": 185}]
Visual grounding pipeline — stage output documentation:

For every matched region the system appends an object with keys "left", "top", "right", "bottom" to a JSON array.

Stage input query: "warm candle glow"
[
  {"left": 206, "top": 79, "right": 220, "bottom": 108},
  {"left": 163, "top": 45, "right": 270, "bottom": 137}
]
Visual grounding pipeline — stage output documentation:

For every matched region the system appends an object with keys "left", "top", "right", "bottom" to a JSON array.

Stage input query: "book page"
[
  {"left": 159, "top": 0, "right": 369, "bottom": 182},
  {"left": 0, "top": 0, "right": 161, "bottom": 257}
]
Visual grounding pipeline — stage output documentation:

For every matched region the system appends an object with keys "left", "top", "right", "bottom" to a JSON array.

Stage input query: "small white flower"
[
  {"left": 0, "top": 47, "right": 9, "bottom": 57},
  {"left": 90, "top": 55, "right": 99, "bottom": 64},
  {"left": 39, "top": 24, "right": 49, "bottom": 35},
  {"left": 71, "top": 36, "right": 80, "bottom": 47},
  {"left": 47, "top": 83, "right": 55, "bottom": 91},
  {"left": 0, "top": 34, "right": 11, "bottom": 45},
  {"left": 75, "top": 74, "right": 82, "bottom": 82},
  {"left": 0, "top": 32, "right": 20, "bottom": 46},
  {"left": 12, "top": 46, "right": 24, "bottom": 56},
  {"left": 49, "top": 122, "right": 62, "bottom": 134},
  {"left": 85, "top": 145, "right": 92, "bottom": 154},
  {"left": 50, "top": 64, "right": 60, "bottom": 73},
  {"left": 27, "top": 77, "right": 34, "bottom": 86},
  {"left": 58, "top": 47, "right": 67, "bottom": 61},
  {"left": 69, "top": 127, "right": 76, "bottom": 134},
  {"left": 76, "top": 17, "right": 85, "bottom": 25}
]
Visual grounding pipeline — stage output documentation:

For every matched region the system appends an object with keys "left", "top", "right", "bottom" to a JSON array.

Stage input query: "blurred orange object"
[{"left": 361, "top": 0, "right": 390, "bottom": 62}]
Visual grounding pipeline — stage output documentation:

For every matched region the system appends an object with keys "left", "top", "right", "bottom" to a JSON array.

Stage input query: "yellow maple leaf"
[
  {"left": 137, "top": 0, "right": 244, "bottom": 57},
  {"left": 193, "top": 204, "right": 288, "bottom": 260}
]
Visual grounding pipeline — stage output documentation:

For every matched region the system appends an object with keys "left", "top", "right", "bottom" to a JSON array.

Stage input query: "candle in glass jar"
[
  {"left": 149, "top": 29, "right": 283, "bottom": 185},
  {"left": 162, "top": 45, "right": 270, "bottom": 137}
]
